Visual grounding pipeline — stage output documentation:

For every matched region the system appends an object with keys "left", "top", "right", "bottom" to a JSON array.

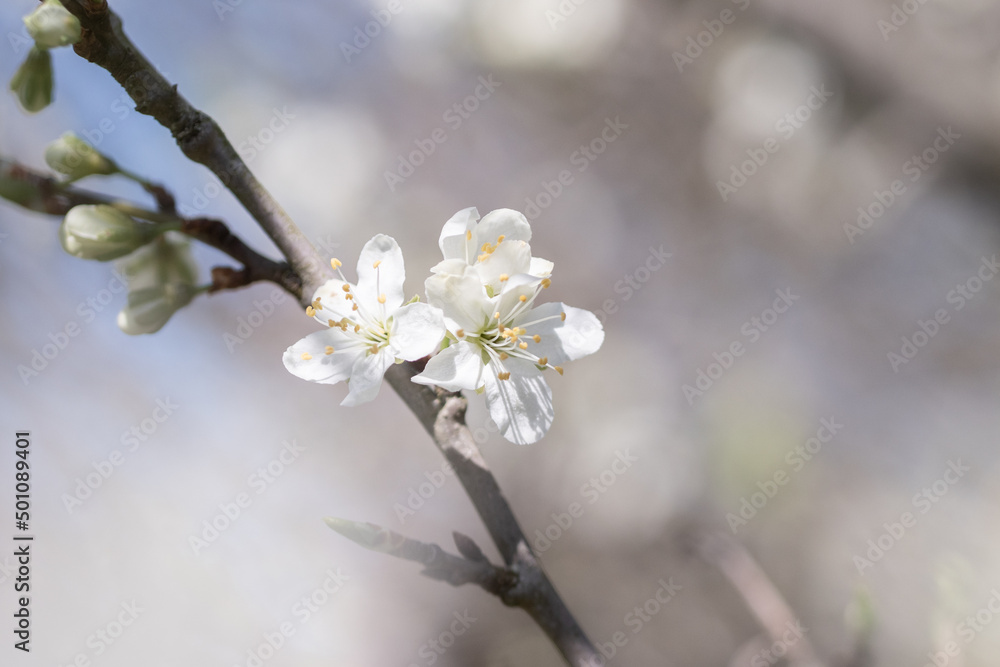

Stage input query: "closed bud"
[
  {"left": 10, "top": 47, "right": 53, "bottom": 113},
  {"left": 117, "top": 283, "right": 197, "bottom": 335},
  {"left": 45, "top": 133, "right": 119, "bottom": 181},
  {"left": 59, "top": 205, "right": 152, "bottom": 261},
  {"left": 24, "top": 0, "right": 82, "bottom": 49}
]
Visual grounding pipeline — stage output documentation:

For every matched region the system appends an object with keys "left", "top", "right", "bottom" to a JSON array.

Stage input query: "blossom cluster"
[{"left": 283, "top": 208, "right": 604, "bottom": 445}]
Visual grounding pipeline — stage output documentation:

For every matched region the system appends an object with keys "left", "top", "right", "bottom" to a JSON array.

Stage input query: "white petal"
[
  {"left": 483, "top": 358, "right": 553, "bottom": 445},
  {"left": 438, "top": 207, "right": 480, "bottom": 262},
  {"left": 475, "top": 239, "right": 532, "bottom": 292},
  {"left": 429, "top": 258, "right": 470, "bottom": 276},
  {"left": 356, "top": 234, "right": 405, "bottom": 312},
  {"left": 495, "top": 273, "right": 542, "bottom": 319},
  {"left": 411, "top": 341, "right": 485, "bottom": 392},
  {"left": 519, "top": 302, "right": 604, "bottom": 365},
  {"left": 424, "top": 271, "right": 491, "bottom": 331},
  {"left": 390, "top": 302, "right": 446, "bottom": 361},
  {"left": 478, "top": 209, "right": 532, "bottom": 245},
  {"left": 311, "top": 278, "right": 355, "bottom": 324},
  {"left": 283, "top": 328, "right": 361, "bottom": 385},
  {"left": 529, "top": 256, "right": 554, "bottom": 278},
  {"left": 342, "top": 349, "right": 394, "bottom": 406}
]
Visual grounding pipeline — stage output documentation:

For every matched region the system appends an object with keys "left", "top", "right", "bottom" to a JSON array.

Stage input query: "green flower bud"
[
  {"left": 59, "top": 205, "right": 153, "bottom": 261},
  {"left": 116, "top": 282, "right": 197, "bottom": 335},
  {"left": 45, "top": 133, "right": 118, "bottom": 181},
  {"left": 24, "top": 0, "right": 82, "bottom": 49},
  {"left": 10, "top": 47, "right": 53, "bottom": 114}
]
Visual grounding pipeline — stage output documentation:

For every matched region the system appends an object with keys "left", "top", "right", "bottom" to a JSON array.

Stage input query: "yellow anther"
[
  {"left": 481, "top": 242, "right": 491, "bottom": 252},
  {"left": 541, "top": 278, "right": 552, "bottom": 288},
  {"left": 325, "top": 346, "right": 334, "bottom": 355},
  {"left": 341, "top": 284, "right": 351, "bottom": 292},
  {"left": 560, "top": 311, "right": 566, "bottom": 321},
  {"left": 466, "top": 230, "right": 472, "bottom": 241},
  {"left": 499, "top": 352, "right": 509, "bottom": 360},
  {"left": 456, "top": 329, "right": 465, "bottom": 338},
  {"left": 305, "top": 306, "right": 316, "bottom": 317},
  {"left": 354, "top": 324, "right": 361, "bottom": 333},
  {"left": 497, "top": 234, "right": 505, "bottom": 243},
  {"left": 537, "top": 356, "right": 548, "bottom": 366},
  {"left": 519, "top": 342, "right": 528, "bottom": 350},
  {"left": 478, "top": 253, "right": 489, "bottom": 262},
  {"left": 494, "top": 311, "right": 501, "bottom": 319},
  {"left": 378, "top": 293, "right": 387, "bottom": 304},
  {"left": 554, "top": 366, "right": 564, "bottom": 375},
  {"left": 352, "top": 303, "right": 359, "bottom": 311},
  {"left": 498, "top": 324, "right": 506, "bottom": 333},
  {"left": 499, "top": 274, "right": 509, "bottom": 282},
  {"left": 370, "top": 344, "right": 379, "bottom": 354},
  {"left": 498, "top": 372, "right": 511, "bottom": 380},
  {"left": 301, "top": 352, "right": 312, "bottom": 361},
  {"left": 345, "top": 294, "right": 353, "bottom": 300},
  {"left": 315, "top": 296, "right": 322, "bottom": 303},
  {"left": 519, "top": 294, "right": 527, "bottom": 302},
  {"left": 328, "top": 319, "right": 335, "bottom": 327},
  {"left": 373, "top": 260, "right": 381, "bottom": 269},
  {"left": 517, "top": 327, "right": 527, "bottom": 335},
  {"left": 533, "top": 335, "right": 541, "bottom": 343},
  {"left": 331, "top": 258, "right": 342, "bottom": 269}
]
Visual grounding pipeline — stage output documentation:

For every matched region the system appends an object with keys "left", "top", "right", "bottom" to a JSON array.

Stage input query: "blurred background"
[{"left": 2, "top": 0, "right": 1000, "bottom": 665}]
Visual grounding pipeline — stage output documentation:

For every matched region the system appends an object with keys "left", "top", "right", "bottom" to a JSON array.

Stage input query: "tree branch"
[{"left": 61, "top": 0, "right": 330, "bottom": 305}]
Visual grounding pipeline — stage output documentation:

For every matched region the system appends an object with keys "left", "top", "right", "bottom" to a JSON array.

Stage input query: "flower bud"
[
  {"left": 24, "top": 0, "right": 82, "bottom": 49},
  {"left": 116, "top": 282, "right": 197, "bottom": 335},
  {"left": 59, "top": 205, "right": 152, "bottom": 261},
  {"left": 45, "top": 133, "right": 118, "bottom": 181},
  {"left": 9, "top": 47, "right": 53, "bottom": 114}
]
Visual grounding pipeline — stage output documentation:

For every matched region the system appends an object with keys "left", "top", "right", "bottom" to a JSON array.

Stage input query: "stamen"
[
  {"left": 499, "top": 352, "right": 509, "bottom": 360},
  {"left": 352, "top": 303, "right": 359, "bottom": 311},
  {"left": 300, "top": 352, "right": 312, "bottom": 361},
  {"left": 346, "top": 294, "right": 353, "bottom": 300},
  {"left": 537, "top": 356, "right": 548, "bottom": 366},
  {"left": 560, "top": 311, "right": 566, "bottom": 321},
  {"left": 478, "top": 253, "right": 489, "bottom": 262},
  {"left": 541, "top": 278, "right": 551, "bottom": 288},
  {"left": 456, "top": 329, "right": 465, "bottom": 338},
  {"left": 498, "top": 324, "right": 505, "bottom": 333},
  {"left": 372, "top": 260, "right": 381, "bottom": 269},
  {"left": 378, "top": 293, "right": 387, "bottom": 304},
  {"left": 498, "top": 372, "right": 510, "bottom": 380},
  {"left": 325, "top": 346, "right": 334, "bottom": 355},
  {"left": 497, "top": 234, "right": 505, "bottom": 243},
  {"left": 554, "top": 366, "right": 564, "bottom": 375},
  {"left": 305, "top": 306, "right": 316, "bottom": 317},
  {"left": 494, "top": 311, "right": 501, "bottom": 319},
  {"left": 518, "top": 342, "right": 528, "bottom": 350},
  {"left": 465, "top": 230, "right": 472, "bottom": 241},
  {"left": 331, "top": 258, "right": 342, "bottom": 269},
  {"left": 354, "top": 324, "right": 361, "bottom": 333},
  {"left": 369, "top": 344, "right": 379, "bottom": 355},
  {"left": 532, "top": 335, "right": 541, "bottom": 343},
  {"left": 499, "top": 274, "right": 509, "bottom": 282},
  {"left": 517, "top": 328, "right": 527, "bottom": 335},
  {"left": 519, "top": 294, "right": 527, "bottom": 302},
  {"left": 342, "top": 284, "right": 351, "bottom": 292},
  {"left": 328, "top": 319, "right": 336, "bottom": 327}
]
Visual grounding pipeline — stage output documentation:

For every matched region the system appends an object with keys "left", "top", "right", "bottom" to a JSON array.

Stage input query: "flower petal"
[
  {"left": 518, "top": 302, "right": 604, "bottom": 365},
  {"left": 477, "top": 209, "right": 532, "bottom": 245},
  {"left": 390, "top": 302, "right": 446, "bottom": 361},
  {"left": 475, "top": 238, "right": 532, "bottom": 293},
  {"left": 356, "top": 234, "right": 405, "bottom": 312},
  {"left": 282, "top": 328, "right": 361, "bottom": 385},
  {"left": 438, "top": 207, "right": 480, "bottom": 262},
  {"left": 425, "top": 270, "right": 492, "bottom": 331},
  {"left": 483, "top": 357, "right": 553, "bottom": 445},
  {"left": 311, "top": 278, "right": 356, "bottom": 324},
  {"left": 411, "top": 341, "right": 485, "bottom": 392},
  {"left": 529, "top": 256, "right": 554, "bottom": 278},
  {"left": 342, "top": 348, "right": 394, "bottom": 406}
]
